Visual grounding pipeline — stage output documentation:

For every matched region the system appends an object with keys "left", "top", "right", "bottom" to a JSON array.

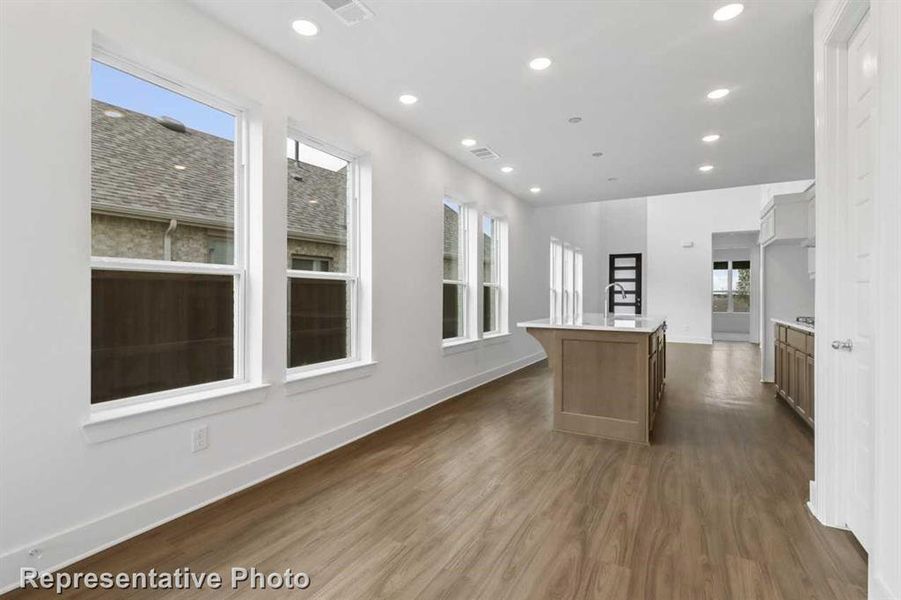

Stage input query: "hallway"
[{"left": 12, "top": 343, "right": 867, "bottom": 599}]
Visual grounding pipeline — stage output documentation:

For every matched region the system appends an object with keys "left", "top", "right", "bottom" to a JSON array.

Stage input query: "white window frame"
[
  {"left": 481, "top": 214, "right": 509, "bottom": 336},
  {"left": 286, "top": 131, "right": 363, "bottom": 376},
  {"left": 442, "top": 197, "right": 478, "bottom": 346},
  {"left": 573, "top": 248, "right": 583, "bottom": 321},
  {"left": 713, "top": 259, "right": 750, "bottom": 314},
  {"left": 88, "top": 49, "right": 249, "bottom": 412},
  {"left": 550, "top": 238, "right": 564, "bottom": 322}
]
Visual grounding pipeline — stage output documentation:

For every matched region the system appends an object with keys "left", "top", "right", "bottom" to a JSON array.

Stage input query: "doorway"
[{"left": 608, "top": 253, "right": 641, "bottom": 314}]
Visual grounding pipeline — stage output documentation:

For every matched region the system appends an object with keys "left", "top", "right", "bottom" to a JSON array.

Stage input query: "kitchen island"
[{"left": 518, "top": 314, "right": 667, "bottom": 445}]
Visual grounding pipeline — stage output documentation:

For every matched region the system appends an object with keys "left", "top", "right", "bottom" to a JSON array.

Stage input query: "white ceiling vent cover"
[
  {"left": 469, "top": 146, "right": 500, "bottom": 160},
  {"left": 321, "top": 0, "right": 374, "bottom": 26}
]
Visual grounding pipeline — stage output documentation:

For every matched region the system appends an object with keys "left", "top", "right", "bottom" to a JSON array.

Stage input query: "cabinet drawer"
[
  {"left": 806, "top": 333, "right": 815, "bottom": 357},
  {"left": 786, "top": 328, "right": 807, "bottom": 352}
]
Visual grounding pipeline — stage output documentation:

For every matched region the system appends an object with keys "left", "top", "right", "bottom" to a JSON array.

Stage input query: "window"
[
  {"left": 482, "top": 215, "right": 507, "bottom": 334},
  {"left": 712, "top": 259, "right": 751, "bottom": 313},
  {"left": 549, "top": 239, "right": 564, "bottom": 321},
  {"left": 549, "top": 239, "right": 582, "bottom": 322},
  {"left": 291, "top": 255, "right": 331, "bottom": 272},
  {"left": 286, "top": 134, "right": 357, "bottom": 371},
  {"left": 90, "top": 57, "right": 244, "bottom": 405},
  {"left": 443, "top": 198, "right": 469, "bottom": 340}
]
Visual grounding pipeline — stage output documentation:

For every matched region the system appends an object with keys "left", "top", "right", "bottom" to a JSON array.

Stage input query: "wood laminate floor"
[{"left": 9, "top": 342, "right": 867, "bottom": 599}]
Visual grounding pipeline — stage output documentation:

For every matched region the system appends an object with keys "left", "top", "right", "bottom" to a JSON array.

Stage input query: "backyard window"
[
  {"left": 713, "top": 259, "right": 751, "bottom": 313},
  {"left": 286, "top": 135, "right": 357, "bottom": 370},
  {"left": 90, "top": 57, "right": 244, "bottom": 405},
  {"left": 443, "top": 198, "right": 469, "bottom": 340},
  {"left": 482, "top": 215, "right": 507, "bottom": 334}
]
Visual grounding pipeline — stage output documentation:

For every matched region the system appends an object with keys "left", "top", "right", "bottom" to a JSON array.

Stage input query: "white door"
[{"left": 841, "top": 11, "right": 876, "bottom": 551}]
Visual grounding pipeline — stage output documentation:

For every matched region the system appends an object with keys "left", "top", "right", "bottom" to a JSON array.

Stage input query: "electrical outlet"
[{"left": 191, "top": 425, "right": 209, "bottom": 453}]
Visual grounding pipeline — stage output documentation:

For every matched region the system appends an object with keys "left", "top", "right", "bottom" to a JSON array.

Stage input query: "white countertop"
[
  {"left": 517, "top": 313, "right": 666, "bottom": 333},
  {"left": 771, "top": 317, "right": 815, "bottom": 333}
]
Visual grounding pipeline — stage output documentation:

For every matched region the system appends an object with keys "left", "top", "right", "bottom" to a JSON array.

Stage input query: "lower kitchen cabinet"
[{"left": 774, "top": 322, "right": 814, "bottom": 427}]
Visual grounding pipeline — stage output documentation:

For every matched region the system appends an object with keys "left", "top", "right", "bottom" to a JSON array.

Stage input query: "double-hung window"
[
  {"left": 286, "top": 134, "right": 359, "bottom": 371},
  {"left": 549, "top": 239, "right": 564, "bottom": 321},
  {"left": 90, "top": 56, "right": 246, "bottom": 406},
  {"left": 442, "top": 198, "right": 470, "bottom": 341},
  {"left": 712, "top": 260, "right": 751, "bottom": 313},
  {"left": 482, "top": 215, "right": 507, "bottom": 335},
  {"left": 549, "top": 239, "right": 582, "bottom": 322}
]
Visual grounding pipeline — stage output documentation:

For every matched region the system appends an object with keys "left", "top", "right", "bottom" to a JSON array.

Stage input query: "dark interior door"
[{"left": 608, "top": 253, "right": 642, "bottom": 315}]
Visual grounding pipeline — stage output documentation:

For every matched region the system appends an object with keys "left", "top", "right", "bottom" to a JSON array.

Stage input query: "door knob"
[{"left": 831, "top": 339, "right": 853, "bottom": 351}]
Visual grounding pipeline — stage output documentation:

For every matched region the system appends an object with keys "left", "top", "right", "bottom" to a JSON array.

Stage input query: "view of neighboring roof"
[{"left": 91, "top": 100, "right": 346, "bottom": 242}]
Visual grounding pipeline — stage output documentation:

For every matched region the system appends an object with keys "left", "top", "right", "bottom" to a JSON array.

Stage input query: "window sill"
[
  {"left": 285, "top": 360, "right": 378, "bottom": 396},
  {"left": 83, "top": 382, "right": 270, "bottom": 443},
  {"left": 442, "top": 332, "right": 511, "bottom": 355}
]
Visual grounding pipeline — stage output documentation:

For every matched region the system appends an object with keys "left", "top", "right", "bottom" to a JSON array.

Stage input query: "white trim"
[
  {"left": 285, "top": 360, "right": 377, "bottom": 395},
  {"left": 810, "top": 0, "right": 871, "bottom": 533},
  {"left": 441, "top": 332, "right": 511, "bottom": 356},
  {"left": 712, "top": 332, "right": 751, "bottom": 342},
  {"left": 667, "top": 336, "right": 713, "bottom": 345},
  {"left": 0, "top": 352, "right": 544, "bottom": 594},
  {"left": 82, "top": 383, "right": 270, "bottom": 443}
]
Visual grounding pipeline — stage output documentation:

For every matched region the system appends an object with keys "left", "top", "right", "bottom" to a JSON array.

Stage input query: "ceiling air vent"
[
  {"left": 469, "top": 146, "right": 500, "bottom": 160},
  {"left": 321, "top": 0, "right": 374, "bottom": 26}
]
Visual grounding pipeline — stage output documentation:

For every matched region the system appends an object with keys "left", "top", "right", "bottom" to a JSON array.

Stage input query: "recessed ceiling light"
[
  {"left": 530, "top": 186, "right": 541, "bottom": 193},
  {"left": 568, "top": 116, "right": 582, "bottom": 124},
  {"left": 713, "top": 3, "right": 744, "bottom": 21},
  {"left": 699, "top": 164, "right": 714, "bottom": 172},
  {"left": 529, "top": 57, "right": 552, "bottom": 71},
  {"left": 702, "top": 133, "right": 721, "bottom": 143},
  {"left": 173, "top": 164, "right": 187, "bottom": 171},
  {"left": 501, "top": 166, "right": 514, "bottom": 173},
  {"left": 291, "top": 19, "right": 319, "bottom": 37},
  {"left": 103, "top": 109, "right": 124, "bottom": 118},
  {"left": 707, "top": 88, "right": 730, "bottom": 100},
  {"left": 592, "top": 151, "right": 604, "bottom": 157},
  {"left": 461, "top": 138, "right": 477, "bottom": 147},
  {"left": 398, "top": 94, "right": 418, "bottom": 105}
]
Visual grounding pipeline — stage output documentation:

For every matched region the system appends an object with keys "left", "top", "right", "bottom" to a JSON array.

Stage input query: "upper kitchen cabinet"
[{"left": 759, "top": 183, "right": 815, "bottom": 247}]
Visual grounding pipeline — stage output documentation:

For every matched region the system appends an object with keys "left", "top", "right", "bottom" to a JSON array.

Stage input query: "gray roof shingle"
[{"left": 91, "top": 100, "right": 346, "bottom": 242}]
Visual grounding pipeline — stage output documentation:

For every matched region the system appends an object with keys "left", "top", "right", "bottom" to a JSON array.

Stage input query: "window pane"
[
  {"left": 713, "top": 261, "right": 729, "bottom": 312},
  {"left": 288, "top": 278, "right": 350, "bottom": 367},
  {"left": 91, "top": 271, "right": 234, "bottom": 403},
  {"left": 443, "top": 199, "right": 463, "bottom": 281},
  {"left": 482, "top": 215, "right": 497, "bottom": 284},
  {"left": 291, "top": 255, "right": 331, "bottom": 272},
  {"left": 483, "top": 285, "right": 498, "bottom": 333},
  {"left": 91, "top": 60, "right": 236, "bottom": 265},
  {"left": 443, "top": 283, "right": 464, "bottom": 339},
  {"left": 732, "top": 262, "right": 751, "bottom": 313},
  {"left": 287, "top": 138, "right": 349, "bottom": 273}
]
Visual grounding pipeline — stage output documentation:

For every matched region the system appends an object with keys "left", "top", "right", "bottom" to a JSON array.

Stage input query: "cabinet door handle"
[{"left": 831, "top": 339, "right": 853, "bottom": 351}]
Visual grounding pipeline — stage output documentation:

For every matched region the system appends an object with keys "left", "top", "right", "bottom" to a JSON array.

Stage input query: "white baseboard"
[
  {"left": 0, "top": 351, "right": 545, "bottom": 594},
  {"left": 806, "top": 480, "right": 849, "bottom": 531},
  {"left": 712, "top": 332, "right": 751, "bottom": 342},
  {"left": 666, "top": 336, "right": 713, "bottom": 345}
]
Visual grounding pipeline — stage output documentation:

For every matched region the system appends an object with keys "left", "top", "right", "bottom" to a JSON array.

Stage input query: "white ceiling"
[{"left": 191, "top": 0, "right": 815, "bottom": 205}]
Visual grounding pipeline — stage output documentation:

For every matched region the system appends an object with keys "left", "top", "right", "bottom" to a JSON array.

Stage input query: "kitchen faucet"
[{"left": 604, "top": 283, "right": 627, "bottom": 320}]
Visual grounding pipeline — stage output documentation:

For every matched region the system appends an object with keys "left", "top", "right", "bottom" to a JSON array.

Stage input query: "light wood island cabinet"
[{"left": 518, "top": 314, "right": 667, "bottom": 445}]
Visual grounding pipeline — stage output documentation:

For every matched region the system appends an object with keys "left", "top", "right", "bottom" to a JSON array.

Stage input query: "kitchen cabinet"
[
  {"left": 773, "top": 322, "right": 814, "bottom": 427},
  {"left": 759, "top": 191, "right": 809, "bottom": 246}
]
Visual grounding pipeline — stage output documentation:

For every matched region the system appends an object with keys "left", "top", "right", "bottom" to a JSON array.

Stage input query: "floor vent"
[
  {"left": 469, "top": 146, "right": 500, "bottom": 160},
  {"left": 321, "top": 0, "right": 374, "bottom": 26}
]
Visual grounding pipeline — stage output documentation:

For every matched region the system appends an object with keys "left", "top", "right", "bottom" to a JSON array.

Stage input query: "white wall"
[
  {"left": 0, "top": 2, "right": 610, "bottom": 589},
  {"left": 645, "top": 184, "right": 769, "bottom": 344},
  {"left": 760, "top": 244, "right": 815, "bottom": 381}
]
